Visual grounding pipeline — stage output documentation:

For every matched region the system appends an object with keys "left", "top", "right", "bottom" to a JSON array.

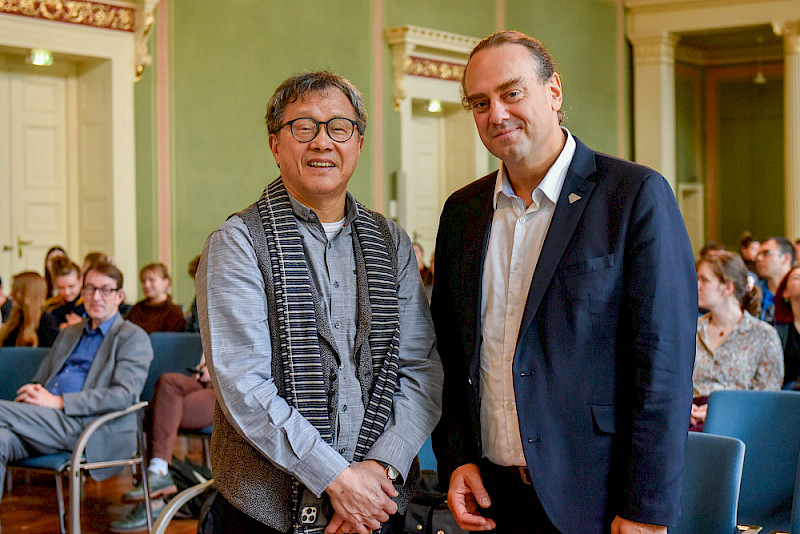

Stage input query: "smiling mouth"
[{"left": 308, "top": 161, "right": 335, "bottom": 168}]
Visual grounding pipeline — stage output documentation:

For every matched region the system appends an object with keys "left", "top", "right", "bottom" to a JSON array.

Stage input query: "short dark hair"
[
  {"left": 85, "top": 261, "right": 124, "bottom": 290},
  {"left": 462, "top": 30, "right": 564, "bottom": 123},
  {"left": 766, "top": 236, "right": 795, "bottom": 265},
  {"left": 51, "top": 256, "right": 81, "bottom": 278},
  {"left": 265, "top": 71, "right": 367, "bottom": 137}
]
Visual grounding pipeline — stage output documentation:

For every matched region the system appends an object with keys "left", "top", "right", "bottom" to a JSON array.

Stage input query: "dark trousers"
[
  {"left": 208, "top": 492, "right": 403, "bottom": 534},
  {"left": 480, "top": 459, "right": 561, "bottom": 534}
]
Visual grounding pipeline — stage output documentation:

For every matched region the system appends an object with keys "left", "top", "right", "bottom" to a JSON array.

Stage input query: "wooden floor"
[{"left": 1, "top": 437, "right": 205, "bottom": 534}]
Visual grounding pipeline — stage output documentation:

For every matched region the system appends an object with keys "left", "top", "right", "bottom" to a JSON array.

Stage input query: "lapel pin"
[{"left": 568, "top": 193, "right": 582, "bottom": 204}]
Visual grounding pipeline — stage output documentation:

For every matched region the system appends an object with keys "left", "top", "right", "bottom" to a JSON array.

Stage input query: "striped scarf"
[{"left": 257, "top": 178, "right": 401, "bottom": 532}]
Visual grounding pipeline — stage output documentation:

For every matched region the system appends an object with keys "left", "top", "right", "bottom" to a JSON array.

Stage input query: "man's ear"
[{"left": 117, "top": 289, "right": 126, "bottom": 305}]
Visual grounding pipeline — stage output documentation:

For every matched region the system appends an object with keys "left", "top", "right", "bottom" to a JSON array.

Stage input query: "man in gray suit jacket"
[{"left": 0, "top": 261, "right": 153, "bottom": 505}]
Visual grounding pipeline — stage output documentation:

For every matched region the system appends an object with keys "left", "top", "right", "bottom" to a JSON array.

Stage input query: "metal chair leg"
[{"left": 55, "top": 474, "right": 66, "bottom": 534}]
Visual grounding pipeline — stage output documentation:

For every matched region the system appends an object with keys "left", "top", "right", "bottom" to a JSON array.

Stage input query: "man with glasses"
[
  {"left": 197, "top": 71, "right": 442, "bottom": 534},
  {"left": 756, "top": 236, "right": 795, "bottom": 324},
  {"left": 0, "top": 261, "right": 153, "bottom": 519}
]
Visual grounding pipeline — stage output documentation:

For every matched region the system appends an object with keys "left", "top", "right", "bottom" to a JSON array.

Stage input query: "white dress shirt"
[{"left": 480, "top": 129, "right": 576, "bottom": 466}]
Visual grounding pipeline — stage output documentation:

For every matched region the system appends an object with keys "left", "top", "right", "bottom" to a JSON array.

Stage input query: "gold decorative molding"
[
  {"left": 385, "top": 25, "right": 478, "bottom": 110},
  {"left": 406, "top": 56, "right": 465, "bottom": 82},
  {"left": 0, "top": 0, "right": 135, "bottom": 31},
  {"left": 134, "top": 0, "right": 157, "bottom": 81}
]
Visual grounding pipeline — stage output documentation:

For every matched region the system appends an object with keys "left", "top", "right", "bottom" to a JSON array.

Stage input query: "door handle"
[{"left": 17, "top": 235, "right": 32, "bottom": 259}]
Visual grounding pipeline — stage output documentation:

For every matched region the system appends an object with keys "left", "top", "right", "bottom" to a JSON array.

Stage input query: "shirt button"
[
  {"left": 342, "top": 405, "right": 348, "bottom": 412},
  {"left": 339, "top": 448, "right": 345, "bottom": 454},
  {"left": 518, "top": 217, "right": 526, "bottom": 224},
  {"left": 505, "top": 355, "right": 512, "bottom": 362},
  {"left": 333, "top": 281, "right": 340, "bottom": 288},
  {"left": 506, "top": 401, "right": 514, "bottom": 411},
  {"left": 334, "top": 321, "right": 341, "bottom": 329}
]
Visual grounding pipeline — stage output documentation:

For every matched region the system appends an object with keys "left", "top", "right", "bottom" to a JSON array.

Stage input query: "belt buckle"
[{"left": 517, "top": 466, "right": 532, "bottom": 485}]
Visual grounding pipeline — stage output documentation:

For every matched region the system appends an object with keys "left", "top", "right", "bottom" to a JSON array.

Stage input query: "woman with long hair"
[
  {"left": 0, "top": 272, "right": 59, "bottom": 347},
  {"left": 691, "top": 251, "right": 783, "bottom": 429}
]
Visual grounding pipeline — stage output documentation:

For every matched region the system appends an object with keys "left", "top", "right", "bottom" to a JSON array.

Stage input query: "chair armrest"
[
  {"left": 152, "top": 478, "right": 215, "bottom": 534},
  {"left": 69, "top": 401, "right": 149, "bottom": 475}
]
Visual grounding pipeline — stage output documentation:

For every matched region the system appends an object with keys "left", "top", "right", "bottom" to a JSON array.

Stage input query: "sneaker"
[
  {"left": 121, "top": 471, "right": 177, "bottom": 502},
  {"left": 110, "top": 499, "right": 165, "bottom": 533}
]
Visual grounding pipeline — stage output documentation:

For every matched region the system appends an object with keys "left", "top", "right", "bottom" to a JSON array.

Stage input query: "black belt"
[{"left": 483, "top": 460, "right": 532, "bottom": 485}]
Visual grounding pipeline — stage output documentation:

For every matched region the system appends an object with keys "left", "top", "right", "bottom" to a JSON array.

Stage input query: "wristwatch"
[{"left": 384, "top": 463, "right": 400, "bottom": 481}]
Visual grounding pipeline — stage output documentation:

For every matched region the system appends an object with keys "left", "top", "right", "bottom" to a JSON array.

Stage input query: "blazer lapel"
[{"left": 517, "top": 138, "right": 597, "bottom": 342}]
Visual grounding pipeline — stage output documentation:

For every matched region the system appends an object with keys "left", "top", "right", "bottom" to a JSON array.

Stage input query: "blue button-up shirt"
[{"left": 46, "top": 314, "right": 117, "bottom": 395}]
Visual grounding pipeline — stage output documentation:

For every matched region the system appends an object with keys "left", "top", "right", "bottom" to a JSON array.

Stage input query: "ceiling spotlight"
[{"left": 427, "top": 99, "right": 442, "bottom": 113}]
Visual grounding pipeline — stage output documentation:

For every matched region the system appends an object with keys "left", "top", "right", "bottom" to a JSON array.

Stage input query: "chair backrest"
[
  {"left": 0, "top": 347, "right": 50, "bottom": 401},
  {"left": 705, "top": 390, "right": 800, "bottom": 532},
  {"left": 792, "top": 449, "right": 800, "bottom": 534},
  {"left": 142, "top": 333, "right": 203, "bottom": 402},
  {"left": 418, "top": 436, "right": 437, "bottom": 471},
  {"left": 670, "top": 432, "right": 745, "bottom": 534}
]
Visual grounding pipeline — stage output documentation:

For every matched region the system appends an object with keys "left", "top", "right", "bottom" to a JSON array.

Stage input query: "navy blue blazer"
[{"left": 431, "top": 136, "right": 697, "bottom": 532}]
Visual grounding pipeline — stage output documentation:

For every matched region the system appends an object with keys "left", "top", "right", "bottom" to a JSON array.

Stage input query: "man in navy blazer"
[{"left": 431, "top": 31, "right": 697, "bottom": 533}]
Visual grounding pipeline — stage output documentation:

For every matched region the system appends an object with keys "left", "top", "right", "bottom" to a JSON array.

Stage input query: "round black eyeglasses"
[{"left": 278, "top": 117, "right": 359, "bottom": 143}]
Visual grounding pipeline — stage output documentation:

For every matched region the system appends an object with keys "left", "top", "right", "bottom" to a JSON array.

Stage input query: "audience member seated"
[
  {"left": 185, "top": 255, "right": 201, "bottom": 333},
  {"left": 756, "top": 236, "right": 795, "bottom": 324},
  {"left": 82, "top": 251, "right": 132, "bottom": 316},
  {"left": 43, "top": 246, "right": 67, "bottom": 299},
  {"left": 739, "top": 231, "right": 760, "bottom": 273},
  {"left": 773, "top": 266, "right": 800, "bottom": 388},
  {"left": 0, "top": 262, "right": 154, "bottom": 518},
  {"left": 0, "top": 276, "right": 11, "bottom": 323},
  {"left": 110, "top": 354, "right": 215, "bottom": 531},
  {"left": 46, "top": 257, "right": 85, "bottom": 330},
  {"left": 0, "top": 272, "right": 59, "bottom": 348},
  {"left": 125, "top": 263, "right": 186, "bottom": 334},
  {"left": 691, "top": 251, "right": 783, "bottom": 430},
  {"left": 795, "top": 239, "right": 800, "bottom": 267}
]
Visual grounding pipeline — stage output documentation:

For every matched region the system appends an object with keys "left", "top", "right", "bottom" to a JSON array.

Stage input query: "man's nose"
[
  {"left": 488, "top": 100, "right": 511, "bottom": 124},
  {"left": 309, "top": 126, "right": 335, "bottom": 149}
]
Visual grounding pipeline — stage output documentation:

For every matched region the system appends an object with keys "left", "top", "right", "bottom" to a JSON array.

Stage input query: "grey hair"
[{"left": 265, "top": 71, "right": 367, "bottom": 136}]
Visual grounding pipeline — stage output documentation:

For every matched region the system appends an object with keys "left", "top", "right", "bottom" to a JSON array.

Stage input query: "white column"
[
  {"left": 775, "top": 21, "right": 800, "bottom": 240},
  {"left": 629, "top": 32, "right": 680, "bottom": 191}
]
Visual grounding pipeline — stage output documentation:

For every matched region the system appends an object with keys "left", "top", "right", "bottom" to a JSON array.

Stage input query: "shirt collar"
[
  {"left": 84, "top": 312, "right": 117, "bottom": 336},
  {"left": 286, "top": 189, "right": 358, "bottom": 226},
  {"left": 493, "top": 128, "right": 576, "bottom": 209}
]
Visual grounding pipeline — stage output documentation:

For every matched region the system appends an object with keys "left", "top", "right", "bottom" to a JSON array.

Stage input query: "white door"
[
  {"left": 408, "top": 107, "right": 442, "bottom": 258},
  {"left": 0, "top": 62, "right": 71, "bottom": 281}
]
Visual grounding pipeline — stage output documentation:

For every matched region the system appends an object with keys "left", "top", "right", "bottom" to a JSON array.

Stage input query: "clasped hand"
[
  {"left": 15, "top": 383, "right": 64, "bottom": 410},
  {"left": 324, "top": 460, "right": 398, "bottom": 534}
]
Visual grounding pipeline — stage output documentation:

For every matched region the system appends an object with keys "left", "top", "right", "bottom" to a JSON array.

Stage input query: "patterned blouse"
[{"left": 694, "top": 311, "right": 784, "bottom": 397}]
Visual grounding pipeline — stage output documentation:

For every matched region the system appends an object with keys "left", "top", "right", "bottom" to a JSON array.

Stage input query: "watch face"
[{"left": 387, "top": 465, "right": 400, "bottom": 480}]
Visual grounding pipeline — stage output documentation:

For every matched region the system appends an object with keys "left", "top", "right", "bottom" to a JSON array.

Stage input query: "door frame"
[{"left": 0, "top": 13, "right": 138, "bottom": 291}]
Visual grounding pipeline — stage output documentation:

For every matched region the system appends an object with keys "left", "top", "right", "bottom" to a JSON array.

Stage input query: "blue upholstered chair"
[
  {"left": 0, "top": 346, "right": 49, "bottom": 400},
  {"left": 142, "top": 332, "right": 203, "bottom": 402},
  {"left": 704, "top": 390, "right": 800, "bottom": 533},
  {"left": 669, "top": 432, "right": 745, "bottom": 533}
]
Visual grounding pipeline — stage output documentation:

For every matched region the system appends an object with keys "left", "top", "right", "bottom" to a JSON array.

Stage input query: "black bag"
[
  {"left": 168, "top": 456, "right": 213, "bottom": 518},
  {"left": 403, "top": 471, "right": 466, "bottom": 534}
]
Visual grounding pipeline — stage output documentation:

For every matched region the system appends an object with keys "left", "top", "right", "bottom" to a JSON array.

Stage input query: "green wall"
[
  {"left": 717, "top": 75, "right": 784, "bottom": 248},
  {"left": 134, "top": 0, "right": 623, "bottom": 305}
]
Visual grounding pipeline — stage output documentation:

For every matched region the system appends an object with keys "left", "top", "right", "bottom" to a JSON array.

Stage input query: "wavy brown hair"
[{"left": 0, "top": 272, "right": 48, "bottom": 346}]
